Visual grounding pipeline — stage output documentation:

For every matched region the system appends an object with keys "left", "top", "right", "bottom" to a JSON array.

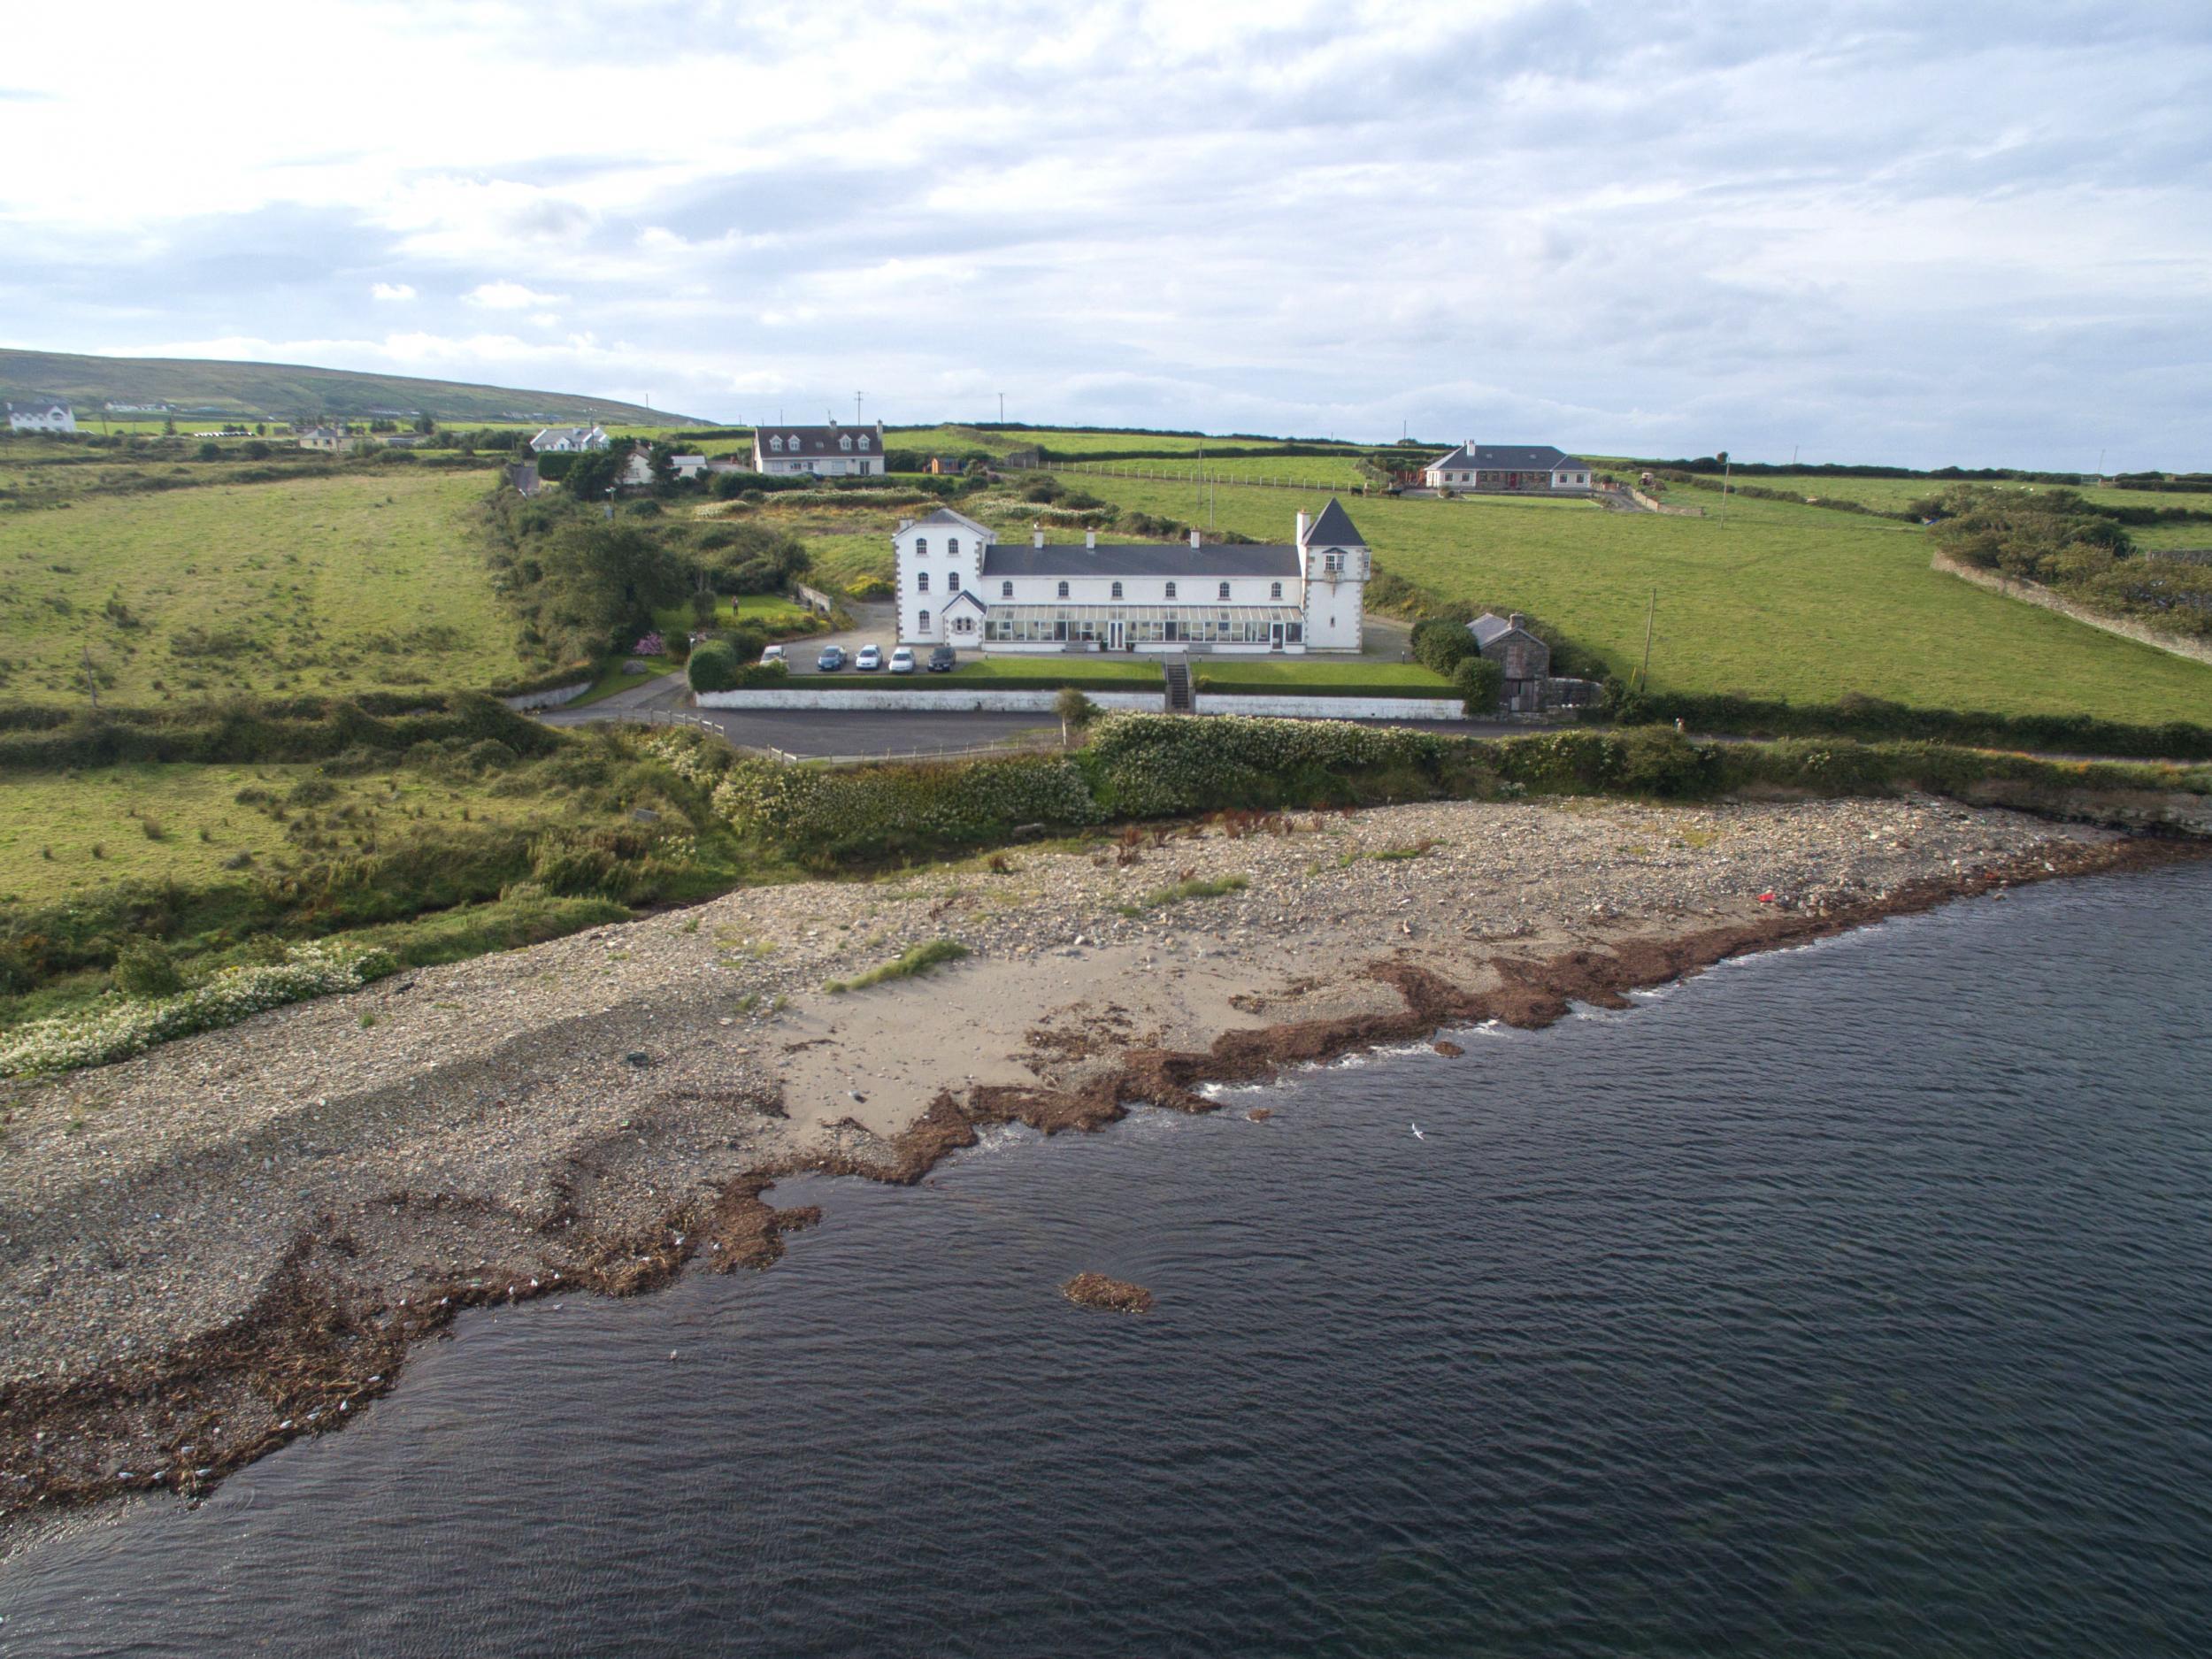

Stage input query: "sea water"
[{"left": 3, "top": 864, "right": 2209, "bottom": 1657}]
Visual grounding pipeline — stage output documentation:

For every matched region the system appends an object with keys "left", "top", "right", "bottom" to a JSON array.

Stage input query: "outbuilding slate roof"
[
  {"left": 980, "top": 542, "right": 1302, "bottom": 579},
  {"left": 1468, "top": 612, "right": 1535, "bottom": 649}
]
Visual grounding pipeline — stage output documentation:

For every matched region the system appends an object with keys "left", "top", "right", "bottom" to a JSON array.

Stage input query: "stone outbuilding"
[{"left": 1469, "top": 611, "right": 1553, "bottom": 712}]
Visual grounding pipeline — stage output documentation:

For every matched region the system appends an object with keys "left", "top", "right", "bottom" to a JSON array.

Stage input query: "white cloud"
[
  {"left": 6, "top": 2, "right": 2212, "bottom": 466},
  {"left": 465, "top": 280, "right": 567, "bottom": 311}
]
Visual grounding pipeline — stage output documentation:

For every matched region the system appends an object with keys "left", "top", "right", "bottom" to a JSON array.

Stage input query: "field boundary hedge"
[{"left": 0, "top": 693, "right": 560, "bottom": 768}]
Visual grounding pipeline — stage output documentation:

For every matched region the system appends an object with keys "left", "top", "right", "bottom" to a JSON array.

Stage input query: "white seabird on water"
[{"left": 1410, "top": 1123, "right": 1425, "bottom": 1140}]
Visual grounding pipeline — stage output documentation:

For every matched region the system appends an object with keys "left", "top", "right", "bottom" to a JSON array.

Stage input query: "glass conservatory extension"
[{"left": 981, "top": 603, "right": 1305, "bottom": 649}]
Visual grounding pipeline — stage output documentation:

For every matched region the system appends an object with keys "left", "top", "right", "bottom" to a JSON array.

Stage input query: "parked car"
[
  {"left": 760, "top": 643, "right": 785, "bottom": 664},
  {"left": 888, "top": 646, "right": 916, "bottom": 674},
  {"left": 927, "top": 644, "right": 957, "bottom": 672},
  {"left": 855, "top": 643, "right": 882, "bottom": 672},
  {"left": 816, "top": 645, "right": 847, "bottom": 672}
]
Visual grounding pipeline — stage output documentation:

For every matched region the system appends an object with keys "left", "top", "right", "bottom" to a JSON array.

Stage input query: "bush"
[
  {"left": 847, "top": 575, "right": 895, "bottom": 600},
  {"left": 112, "top": 939, "right": 185, "bottom": 999},
  {"left": 687, "top": 639, "right": 741, "bottom": 693},
  {"left": 713, "top": 752, "right": 1102, "bottom": 862},
  {"left": 1453, "top": 657, "right": 1502, "bottom": 715},
  {"left": 1410, "top": 618, "right": 1479, "bottom": 676}
]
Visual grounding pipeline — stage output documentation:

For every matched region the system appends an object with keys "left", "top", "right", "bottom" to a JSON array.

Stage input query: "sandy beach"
[{"left": 0, "top": 793, "right": 2191, "bottom": 1544}]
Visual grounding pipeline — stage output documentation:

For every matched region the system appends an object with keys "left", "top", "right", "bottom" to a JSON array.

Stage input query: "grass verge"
[{"left": 824, "top": 937, "right": 971, "bottom": 994}]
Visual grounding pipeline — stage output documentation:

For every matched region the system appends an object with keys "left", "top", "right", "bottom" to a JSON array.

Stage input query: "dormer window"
[
  {"left": 1057, "top": 580, "right": 1070, "bottom": 599},
  {"left": 840, "top": 435, "right": 852, "bottom": 450},
  {"left": 768, "top": 435, "right": 782, "bottom": 452},
  {"left": 1164, "top": 581, "right": 1177, "bottom": 599},
  {"left": 1110, "top": 581, "right": 1123, "bottom": 600},
  {"left": 858, "top": 435, "right": 870, "bottom": 449},
  {"left": 787, "top": 434, "right": 800, "bottom": 449}
]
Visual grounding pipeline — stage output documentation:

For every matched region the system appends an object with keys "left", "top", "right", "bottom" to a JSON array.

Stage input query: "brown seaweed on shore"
[{"left": 1063, "top": 1272, "right": 1154, "bottom": 1314}]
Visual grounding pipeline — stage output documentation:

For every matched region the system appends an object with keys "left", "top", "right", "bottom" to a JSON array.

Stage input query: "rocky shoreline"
[{"left": 0, "top": 795, "right": 2196, "bottom": 1549}]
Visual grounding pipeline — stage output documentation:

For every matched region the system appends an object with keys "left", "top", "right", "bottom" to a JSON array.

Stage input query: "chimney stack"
[
  {"left": 1295, "top": 510, "right": 1310, "bottom": 543},
  {"left": 1032, "top": 523, "right": 1045, "bottom": 549},
  {"left": 1189, "top": 528, "right": 1202, "bottom": 548},
  {"left": 1509, "top": 612, "right": 1527, "bottom": 633},
  {"left": 1085, "top": 529, "right": 1096, "bottom": 549}
]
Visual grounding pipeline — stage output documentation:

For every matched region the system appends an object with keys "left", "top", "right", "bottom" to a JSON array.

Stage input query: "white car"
[
  {"left": 856, "top": 643, "right": 883, "bottom": 672},
  {"left": 760, "top": 643, "right": 785, "bottom": 664},
  {"left": 888, "top": 646, "right": 916, "bottom": 674}
]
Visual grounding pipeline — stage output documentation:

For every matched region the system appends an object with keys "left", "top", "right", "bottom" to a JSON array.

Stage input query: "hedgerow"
[
  {"left": 0, "top": 942, "right": 399, "bottom": 1077},
  {"left": 712, "top": 752, "right": 1102, "bottom": 862}
]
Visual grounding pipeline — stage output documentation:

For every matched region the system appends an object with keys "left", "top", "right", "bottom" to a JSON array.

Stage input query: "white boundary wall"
[{"left": 692, "top": 687, "right": 1467, "bottom": 720}]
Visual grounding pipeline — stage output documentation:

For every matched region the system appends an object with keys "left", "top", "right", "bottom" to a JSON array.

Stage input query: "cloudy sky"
[{"left": 4, "top": 0, "right": 2208, "bottom": 468}]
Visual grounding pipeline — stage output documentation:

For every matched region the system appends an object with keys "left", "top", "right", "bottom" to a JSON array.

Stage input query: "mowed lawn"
[
  {"left": 0, "top": 469, "right": 527, "bottom": 703},
  {"left": 1064, "top": 475, "right": 2212, "bottom": 725}
]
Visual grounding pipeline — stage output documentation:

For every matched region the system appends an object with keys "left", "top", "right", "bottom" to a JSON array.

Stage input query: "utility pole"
[
  {"left": 1717, "top": 451, "right": 1732, "bottom": 522},
  {"left": 856, "top": 392, "right": 864, "bottom": 427},
  {"left": 998, "top": 392, "right": 1005, "bottom": 425},
  {"left": 81, "top": 645, "right": 100, "bottom": 712},
  {"left": 1637, "top": 588, "right": 1656, "bottom": 693}
]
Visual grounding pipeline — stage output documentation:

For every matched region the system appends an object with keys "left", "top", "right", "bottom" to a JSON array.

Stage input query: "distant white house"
[
  {"left": 1424, "top": 443, "right": 1592, "bottom": 493},
  {"left": 529, "top": 424, "right": 611, "bottom": 454},
  {"left": 296, "top": 425, "right": 359, "bottom": 453},
  {"left": 669, "top": 454, "right": 706, "bottom": 481},
  {"left": 753, "top": 420, "right": 885, "bottom": 477},
  {"left": 6, "top": 400, "right": 77, "bottom": 434}
]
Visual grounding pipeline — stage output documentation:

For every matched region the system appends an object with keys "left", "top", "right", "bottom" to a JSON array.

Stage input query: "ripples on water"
[{"left": 4, "top": 866, "right": 2210, "bottom": 1658}]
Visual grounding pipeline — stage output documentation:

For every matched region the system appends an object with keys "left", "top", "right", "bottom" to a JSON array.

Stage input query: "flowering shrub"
[
  {"left": 0, "top": 942, "right": 400, "bottom": 1078},
  {"left": 634, "top": 632, "right": 666, "bottom": 657}
]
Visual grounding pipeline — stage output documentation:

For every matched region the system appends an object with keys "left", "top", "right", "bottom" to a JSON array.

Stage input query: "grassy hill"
[
  {"left": 1058, "top": 474, "right": 2212, "bottom": 726},
  {"left": 0, "top": 347, "right": 695, "bottom": 425}
]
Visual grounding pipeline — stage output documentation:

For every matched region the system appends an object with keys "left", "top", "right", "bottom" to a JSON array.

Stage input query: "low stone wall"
[
  {"left": 500, "top": 680, "right": 596, "bottom": 711},
  {"left": 1932, "top": 553, "right": 2212, "bottom": 668},
  {"left": 1631, "top": 487, "right": 1704, "bottom": 517}
]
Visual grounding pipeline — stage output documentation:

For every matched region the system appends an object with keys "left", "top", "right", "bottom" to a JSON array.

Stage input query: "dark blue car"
[{"left": 816, "top": 645, "right": 847, "bottom": 672}]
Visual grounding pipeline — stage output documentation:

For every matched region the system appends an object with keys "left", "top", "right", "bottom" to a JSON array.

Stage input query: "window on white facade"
[
  {"left": 1323, "top": 552, "right": 1342, "bottom": 574},
  {"left": 1217, "top": 582, "right": 1231, "bottom": 600},
  {"left": 1001, "top": 580, "right": 1013, "bottom": 598},
  {"left": 948, "top": 572, "right": 960, "bottom": 590},
  {"left": 916, "top": 537, "right": 928, "bottom": 557},
  {"left": 1110, "top": 581, "right": 1123, "bottom": 599},
  {"left": 948, "top": 538, "right": 960, "bottom": 557},
  {"left": 1164, "top": 582, "right": 1177, "bottom": 599},
  {"left": 1056, "top": 580, "right": 1070, "bottom": 598},
  {"left": 917, "top": 572, "right": 929, "bottom": 592},
  {"left": 1271, "top": 581, "right": 1283, "bottom": 599},
  {"left": 918, "top": 610, "right": 930, "bottom": 631}
]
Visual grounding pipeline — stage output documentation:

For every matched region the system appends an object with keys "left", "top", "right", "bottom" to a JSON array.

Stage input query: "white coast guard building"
[
  {"left": 752, "top": 420, "right": 885, "bottom": 477},
  {"left": 891, "top": 498, "right": 1370, "bottom": 654}
]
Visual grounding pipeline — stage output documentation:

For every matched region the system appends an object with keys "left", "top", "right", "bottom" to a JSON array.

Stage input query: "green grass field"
[
  {"left": 0, "top": 760, "right": 549, "bottom": 903},
  {"left": 1054, "top": 454, "right": 1371, "bottom": 489},
  {"left": 1057, "top": 475, "right": 2212, "bottom": 724},
  {"left": 1651, "top": 471, "right": 2212, "bottom": 518},
  {"left": 887, "top": 424, "right": 1386, "bottom": 459},
  {"left": 0, "top": 468, "right": 529, "bottom": 702}
]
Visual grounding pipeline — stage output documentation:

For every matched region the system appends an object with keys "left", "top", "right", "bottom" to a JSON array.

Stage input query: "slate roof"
[
  {"left": 980, "top": 542, "right": 1302, "bottom": 580},
  {"left": 1468, "top": 612, "right": 1536, "bottom": 649},
  {"left": 757, "top": 423, "right": 884, "bottom": 458},
  {"left": 5, "top": 400, "right": 69, "bottom": 416},
  {"left": 1301, "top": 497, "right": 1364, "bottom": 546},
  {"left": 1428, "top": 444, "right": 1590, "bottom": 473},
  {"left": 909, "top": 506, "right": 994, "bottom": 536}
]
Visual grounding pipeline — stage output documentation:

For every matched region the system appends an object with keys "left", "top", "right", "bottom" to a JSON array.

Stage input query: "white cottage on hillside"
[
  {"left": 753, "top": 420, "right": 885, "bottom": 477},
  {"left": 6, "top": 400, "right": 77, "bottom": 434},
  {"left": 892, "top": 499, "right": 1370, "bottom": 654},
  {"left": 529, "top": 424, "right": 610, "bottom": 454},
  {"left": 1424, "top": 443, "right": 1591, "bottom": 493}
]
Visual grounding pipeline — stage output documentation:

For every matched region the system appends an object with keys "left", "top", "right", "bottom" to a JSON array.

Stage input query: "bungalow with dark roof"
[{"left": 1424, "top": 443, "right": 1592, "bottom": 493}]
